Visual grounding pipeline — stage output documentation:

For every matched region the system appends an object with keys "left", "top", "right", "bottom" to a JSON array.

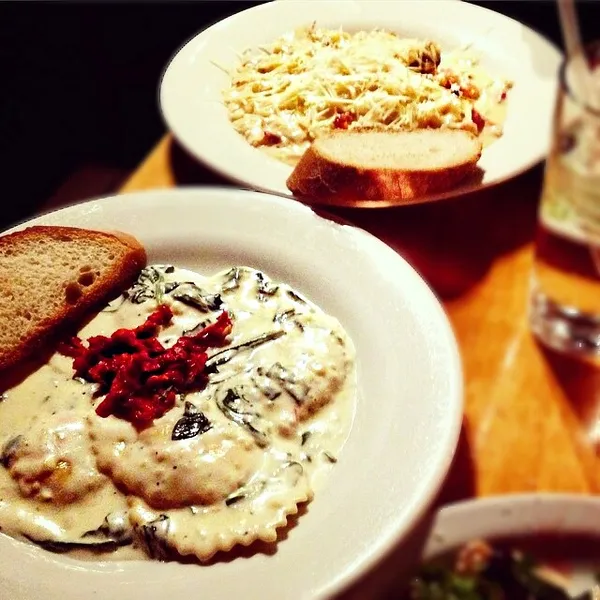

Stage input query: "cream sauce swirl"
[{"left": 0, "top": 265, "right": 356, "bottom": 561}]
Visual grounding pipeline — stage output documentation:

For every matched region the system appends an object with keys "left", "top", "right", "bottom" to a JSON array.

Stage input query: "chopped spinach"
[
  {"left": 171, "top": 282, "right": 223, "bottom": 312},
  {"left": 183, "top": 318, "right": 213, "bottom": 336},
  {"left": 205, "top": 330, "right": 285, "bottom": 372},
  {"left": 128, "top": 266, "right": 164, "bottom": 304},
  {"left": 79, "top": 512, "right": 134, "bottom": 548},
  {"left": 216, "top": 388, "right": 268, "bottom": 447},
  {"left": 0, "top": 435, "right": 22, "bottom": 468},
  {"left": 221, "top": 267, "right": 246, "bottom": 292},
  {"left": 26, "top": 512, "right": 133, "bottom": 554},
  {"left": 252, "top": 374, "right": 282, "bottom": 401},
  {"left": 225, "top": 494, "right": 245, "bottom": 506},
  {"left": 281, "top": 461, "right": 304, "bottom": 481},
  {"left": 294, "top": 319, "right": 306, "bottom": 333},
  {"left": 26, "top": 536, "right": 132, "bottom": 554},
  {"left": 225, "top": 478, "right": 267, "bottom": 507},
  {"left": 164, "top": 282, "right": 181, "bottom": 294},
  {"left": 127, "top": 265, "right": 176, "bottom": 304},
  {"left": 171, "top": 402, "right": 212, "bottom": 441},
  {"left": 101, "top": 295, "right": 127, "bottom": 313},
  {"left": 301, "top": 431, "right": 312, "bottom": 446},
  {"left": 287, "top": 289, "right": 307, "bottom": 304},
  {"left": 273, "top": 309, "right": 295, "bottom": 324},
  {"left": 255, "top": 271, "right": 279, "bottom": 301},
  {"left": 137, "top": 514, "right": 172, "bottom": 561},
  {"left": 260, "top": 362, "right": 309, "bottom": 404},
  {"left": 127, "top": 267, "right": 224, "bottom": 311},
  {"left": 322, "top": 451, "right": 337, "bottom": 463}
]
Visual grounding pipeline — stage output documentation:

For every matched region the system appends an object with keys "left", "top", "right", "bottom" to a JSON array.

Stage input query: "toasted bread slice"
[
  {"left": 0, "top": 225, "right": 147, "bottom": 371},
  {"left": 286, "top": 127, "right": 483, "bottom": 204}
]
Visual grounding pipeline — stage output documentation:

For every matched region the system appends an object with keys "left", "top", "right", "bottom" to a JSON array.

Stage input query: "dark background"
[{"left": 0, "top": 1, "right": 597, "bottom": 228}]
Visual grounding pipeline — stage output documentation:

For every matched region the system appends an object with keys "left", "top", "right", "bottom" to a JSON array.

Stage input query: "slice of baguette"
[
  {"left": 286, "top": 127, "right": 483, "bottom": 204},
  {"left": 0, "top": 225, "right": 147, "bottom": 371}
]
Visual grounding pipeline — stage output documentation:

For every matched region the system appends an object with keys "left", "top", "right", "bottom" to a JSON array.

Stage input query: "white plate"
[
  {"left": 159, "top": 0, "right": 562, "bottom": 206},
  {"left": 0, "top": 188, "right": 462, "bottom": 600}
]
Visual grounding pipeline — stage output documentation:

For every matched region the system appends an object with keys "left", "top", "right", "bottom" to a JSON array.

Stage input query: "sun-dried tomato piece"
[
  {"left": 61, "top": 305, "right": 231, "bottom": 428},
  {"left": 439, "top": 70, "right": 459, "bottom": 89},
  {"left": 460, "top": 83, "right": 480, "bottom": 100},
  {"left": 333, "top": 111, "right": 357, "bottom": 129},
  {"left": 262, "top": 131, "right": 282, "bottom": 146},
  {"left": 472, "top": 108, "right": 486, "bottom": 133}
]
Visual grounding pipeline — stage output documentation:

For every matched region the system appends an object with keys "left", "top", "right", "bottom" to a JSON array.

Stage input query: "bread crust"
[
  {"left": 286, "top": 128, "right": 482, "bottom": 204},
  {"left": 0, "top": 226, "right": 147, "bottom": 372}
]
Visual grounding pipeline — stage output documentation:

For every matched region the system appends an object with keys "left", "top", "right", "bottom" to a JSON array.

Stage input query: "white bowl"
[
  {"left": 160, "top": 0, "right": 562, "bottom": 205},
  {"left": 349, "top": 494, "right": 600, "bottom": 598},
  {"left": 426, "top": 494, "right": 600, "bottom": 558},
  {"left": 0, "top": 187, "right": 462, "bottom": 600}
]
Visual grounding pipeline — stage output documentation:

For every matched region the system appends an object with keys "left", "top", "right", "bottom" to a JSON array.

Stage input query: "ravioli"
[
  {"left": 5, "top": 412, "right": 106, "bottom": 505},
  {"left": 128, "top": 456, "right": 313, "bottom": 560},
  {"left": 89, "top": 407, "right": 262, "bottom": 509},
  {"left": 0, "top": 265, "right": 356, "bottom": 561}
]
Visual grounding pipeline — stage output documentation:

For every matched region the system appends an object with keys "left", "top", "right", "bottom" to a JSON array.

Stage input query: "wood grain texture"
[{"left": 120, "top": 135, "right": 600, "bottom": 499}]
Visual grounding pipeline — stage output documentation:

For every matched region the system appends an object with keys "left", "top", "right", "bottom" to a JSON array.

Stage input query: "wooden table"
[{"left": 121, "top": 135, "right": 600, "bottom": 501}]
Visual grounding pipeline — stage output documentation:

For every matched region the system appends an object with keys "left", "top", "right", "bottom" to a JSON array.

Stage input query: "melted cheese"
[{"left": 0, "top": 266, "right": 356, "bottom": 561}]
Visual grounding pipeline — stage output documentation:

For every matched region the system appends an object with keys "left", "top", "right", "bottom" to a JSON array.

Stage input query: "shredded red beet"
[{"left": 59, "top": 305, "right": 232, "bottom": 428}]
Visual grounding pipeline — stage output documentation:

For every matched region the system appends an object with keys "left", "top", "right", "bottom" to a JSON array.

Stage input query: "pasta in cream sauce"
[{"left": 0, "top": 265, "right": 356, "bottom": 561}]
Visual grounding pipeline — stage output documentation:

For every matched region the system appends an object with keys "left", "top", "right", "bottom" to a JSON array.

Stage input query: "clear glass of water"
[{"left": 530, "top": 43, "right": 600, "bottom": 357}]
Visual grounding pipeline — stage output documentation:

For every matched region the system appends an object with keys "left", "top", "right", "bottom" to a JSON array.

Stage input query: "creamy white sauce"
[{"left": 0, "top": 266, "right": 356, "bottom": 561}]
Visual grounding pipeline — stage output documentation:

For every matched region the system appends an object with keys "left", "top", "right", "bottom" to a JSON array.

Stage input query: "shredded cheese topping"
[{"left": 222, "top": 24, "right": 513, "bottom": 164}]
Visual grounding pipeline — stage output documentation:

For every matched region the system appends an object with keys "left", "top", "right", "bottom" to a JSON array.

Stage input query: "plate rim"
[
  {"left": 0, "top": 186, "right": 464, "bottom": 600},
  {"left": 158, "top": 0, "right": 563, "bottom": 208}
]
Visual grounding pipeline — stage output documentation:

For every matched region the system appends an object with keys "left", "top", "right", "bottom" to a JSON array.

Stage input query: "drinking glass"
[{"left": 529, "top": 43, "right": 600, "bottom": 357}]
